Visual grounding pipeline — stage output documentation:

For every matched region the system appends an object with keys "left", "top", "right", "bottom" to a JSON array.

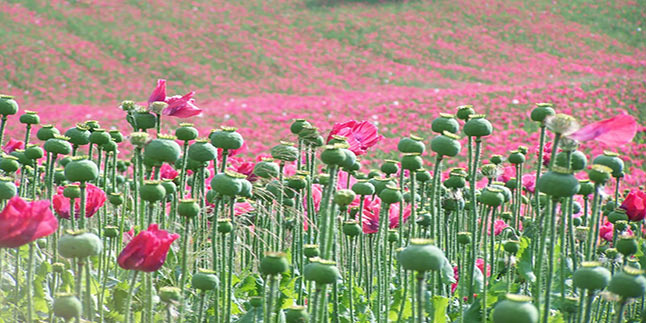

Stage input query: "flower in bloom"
[
  {"left": 359, "top": 196, "right": 411, "bottom": 234},
  {"left": 160, "top": 163, "right": 179, "bottom": 180},
  {"left": 620, "top": 190, "right": 646, "bottom": 222},
  {"left": 2, "top": 138, "right": 23, "bottom": 154},
  {"left": 488, "top": 219, "right": 509, "bottom": 236},
  {"left": 117, "top": 223, "right": 179, "bottom": 272},
  {"left": 521, "top": 173, "right": 536, "bottom": 194},
  {"left": 569, "top": 112, "right": 637, "bottom": 146},
  {"left": 52, "top": 183, "right": 107, "bottom": 219},
  {"left": 599, "top": 222, "right": 614, "bottom": 242},
  {"left": 147, "top": 79, "right": 202, "bottom": 118},
  {"left": 497, "top": 166, "right": 515, "bottom": 183},
  {"left": 326, "top": 120, "right": 383, "bottom": 156},
  {"left": 535, "top": 141, "right": 552, "bottom": 167},
  {"left": 476, "top": 258, "right": 491, "bottom": 278},
  {"left": 0, "top": 197, "right": 58, "bottom": 248}
]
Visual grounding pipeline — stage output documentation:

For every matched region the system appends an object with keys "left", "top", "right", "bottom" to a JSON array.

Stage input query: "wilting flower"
[
  {"left": 160, "top": 163, "right": 179, "bottom": 180},
  {"left": 0, "top": 197, "right": 58, "bottom": 248},
  {"left": 2, "top": 138, "right": 23, "bottom": 154},
  {"left": 569, "top": 112, "right": 637, "bottom": 146},
  {"left": 545, "top": 114, "right": 580, "bottom": 136},
  {"left": 621, "top": 190, "right": 646, "bottom": 222},
  {"left": 147, "top": 79, "right": 202, "bottom": 118},
  {"left": 327, "top": 120, "right": 383, "bottom": 156},
  {"left": 117, "top": 224, "right": 179, "bottom": 272},
  {"left": 52, "top": 183, "right": 107, "bottom": 219}
]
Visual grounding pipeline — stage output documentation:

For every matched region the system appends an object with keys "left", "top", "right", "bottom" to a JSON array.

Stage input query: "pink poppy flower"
[
  {"left": 3, "top": 138, "right": 23, "bottom": 154},
  {"left": 52, "top": 183, "right": 107, "bottom": 219},
  {"left": 521, "top": 173, "right": 536, "bottom": 193},
  {"left": 159, "top": 163, "right": 178, "bottom": 180},
  {"left": 535, "top": 141, "right": 552, "bottom": 167},
  {"left": 621, "top": 190, "right": 646, "bottom": 222},
  {"left": 569, "top": 112, "right": 637, "bottom": 146},
  {"left": 451, "top": 265, "right": 459, "bottom": 293},
  {"left": 234, "top": 201, "right": 254, "bottom": 216},
  {"left": 487, "top": 219, "right": 509, "bottom": 236},
  {"left": 147, "top": 79, "right": 202, "bottom": 118},
  {"left": 497, "top": 166, "right": 515, "bottom": 183},
  {"left": 0, "top": 197, "right": 58, "bottom": 249},
  {"left": 476, "top": 258, "right": 491, "bottom": 277},
  {"left": 599, "top": 221, "right": 614, "bottom": 242},
  {"left": 326, "top": 120, "right": 383, "bottom": 156},
  {"left": 117, "top": 223, "right": 179, "bottom": 272}
]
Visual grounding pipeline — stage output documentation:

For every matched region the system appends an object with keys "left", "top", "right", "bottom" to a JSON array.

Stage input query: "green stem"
[
  {"left": 124, "top": 271, "right": 139, "bottom": 323},
  {"left": 543, "top": 199, "right": 559, "bottom": 323},
  {"left": 27, "top": 243, "right": 34, "bottom": 323},
  {"left": 585, "top": 185, "right": 601, "bottom": 260},
  {"left": 534, "top": 126, "right": 546, "bottom": 219},
  {"left": 0, "top": 116, "right": 6, "bottom": 147},
  {"left": 416, "top": 272, "right": 425, "bottom": 323},
  {"left": 79, "top": 182, "right": 87, "bottom": 229},
  {"left": 197, "top": 291, "right": 206, "bottom": 323},
  {"left": 265, "top": 275, "right": 276, "bottom": 323},
  {"left": 467, "top": 138, "right": 482, "bottom": 301},
  {"left": 615, "top": 299, "right": 626, "bottom": 323},
  {"left": 225, "top": 201, "right": 236, "bottom": 323},
  {"left": 178, "top": 215, "right": 191, "bottom": 323},
  {"left": 146, "top": 273, "right": 153, "bottom": 323}
]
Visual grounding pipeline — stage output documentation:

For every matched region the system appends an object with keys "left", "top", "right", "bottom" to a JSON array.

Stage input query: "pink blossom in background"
[
  {"left": 147, "top": 79, "right": 202, "bottom": 118},
  {"left": 159, "top": 163, "right": 178, "bottom": 180},
  {"left": 476, "top": 258, "right": 490, "bottom": 278},
  {"left": 327, "top": 120, "right": 383, "bottom": 156}
]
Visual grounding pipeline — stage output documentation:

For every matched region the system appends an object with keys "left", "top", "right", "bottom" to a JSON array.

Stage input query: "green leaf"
[
  {"left": 462, "top": 299, "right": 481, "bottom": 323},
  {"left": 234, "top": 307, "right": 262, "bottom": 323},
  {"left": 517, "top": 244, "right": 536, "bottom": 283},
  {"left": 441, "top": 257, "right": 456, "bottom": 285},
  {"left": 431, "top": 296, "right": 449, "bottom": 323}
]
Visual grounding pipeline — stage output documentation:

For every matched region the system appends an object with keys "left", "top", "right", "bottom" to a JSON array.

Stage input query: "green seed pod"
[
  {"left": 0, "top": 155, "right": 20, "bottom": 173},
  {"left": 380, "top": 160, "right": 399, "bottom": 176},
  {"left": 37, "top": 124, "right": 60, "bottom": 141},
  {"left": 290, "top": 119, "right": 311, "bottom": 135},
  {"left": 271, "top": 141, "right": 299, "bottom": 162},
  {"left": 211, "top": 171, "right": 245, "bottom": 197},
  {"left": 254, "top": 159, "right": 280, "bottom": 179},
  {"left": 161, "top": 179, "right": 176, "bottom": 196},
  {"left": 239, "top": 179, "right": 253, "bottom": 198},
  {"left": 400, "top": 153, "right": 423, "bottom": 171},
  {"left": 456, "top": 105, "right": 475, "bottom": 120},
  {"left": 178, "top": 199, "right": 200, "bottom": 218},
  {"left": 573, "top": 261, "right": 611, "bottom": 291},
  {"left": 578, "top": 179, "right": 594, "bottom": 196},
  {"left": 503, "top": 240, "right": 520, "bottom": 254},
  {"left": 63, "top": 184, "right": 81, "bottom": 199},
  {"left": 491, "top": 183, "right": 512, "bottom": 203},
  {"left": 463, "top": 115, "right": 493, "bottom": 138},
  {"left": 64, "top": 157, "right": 99, "bottom": 182},
  {"left": 192, "top": 268, "right": 219, "bottom": 291},
  {"left": 327, "top": 135, "right": 348, "bottom": 146},
  {"left": 608, "top": 208, "right": 628, "bottom": 224},
  {"left": 431, "top": 113, "right": 459, "bottom": 134},
  {"left": 52, "top": 262, "right": 65, "bottom": 274},
  {"left": 608, "top": 267, "right": 646, "bottom": 298},
  {"left": 537, "top": 167, "right": 580, "bottom": 198},
  {"left": 588, "top": 164, "right": 612, "bottom": 185},
  {"left": 508, "top": 151, "right": 525, "bottom": 165},
  {"left": 490, "top": 155, "right": 504, "bottom": 165},
  {"left": 53, "top": 294, "right": 82, "bottom": 321},
  {"left": 132, "top": 111, "right": 156, "bottom": 130},
  {"left": 144, "top": 136, "right": 181, "bottom": 164},
  {"left": 398, "top": 239, "right": 445, "bottom": 272},
  {"left": 397, "top": 135, "right": 425, "bottom": 154},
  {"left": 593, "top": 151, "right": 624, "bottom": 178},
  {"left": 102, "top": 140, "right": 117, "bottom": 153},
  {"left": 303, "top": 258, "right": 340, "bottom": 285},
  {"left": 58, "top": 230, "right": 103, "bottom": 258},
  {"left": 302, "top": 245, "right": 319, "bottom": 259},
  {"left": 108, "top": 192, "right": 123, "bottom": 205},
  {"left": 417, "top": 212, "right": 432, "bottom": 227},
  {"left": 339, "top": 148, "right": 356, "bottom": 170},
  {"left": 19, "top": 110, "right": 39, "bottom": 125},
  {"left": 44, "top": 135, "right": 72, "bottom": 155},
  {"left": 140, "top": 180, "right": 166, "bottom": 202},
  {"left": 175, "top": 123, "right": 198, "bottom": 142},
  {"left": 479, "top": 187, "right": 505, "bottom": 207},
  {"left": 387, "top": 229, "right": 399, "bottom": 243},
  {"left": 24, "top": 145, "right": 44, "bottom": 160},
  {"left": 249, "top": 296, "right": 263, "bottom": 308},
  {"left": 416, "top": 169, "right": 432, "bottom": 182},
  {"left": 297, "top": 125, "right": 319, "bottom": 144},
  {"left": 616, "top": 236, "right": 638, "bottom": 256},
  {"left": 430, "top": 131, "right": 462, "bottom": 157},
  {"left": 492, "top": 294, "right": 538, "bottom": 323},
  {"left": 54, "top": 168, "right": 66, "bottom": 185},
  {"left": 0, "top": 95, "right": 18, "bottom": 116},
  {"left": 334, "top": 189, "right": 356, "bottom": 206},
  {"left": 210, "top": 126, "right": 244, "bottom": 150},
  {"left": 109, "top": 130, "right": 123, "bottom": 143},
  {"left": 188, "top": 140, "right": 217, "bottom": 162},
  {"left": 159, "top": 287, "right": 182, "bottom": 304},
  {"left": 342, "top": 220, "right": 362, "bottom": 237},
  {"left": 285, "top": 305, "right": 309, "bottom": 323},
  {"left": 129, "top": 131, "right": 150, "bottom": 147},
  {"left": 287, "top": 175, "right": 307, "bottom": 190},
  {"left": 260, "top": 252, "right": 289, "bottom": 276},
  {"left": 457, "top": 232, "right": 472, "bottom": 245},
  {"left": 530, "top": 103, "right": 555, "bottom": 123},
  {"left": 320, "top": 145, "right": 345, "bottom": 166},
  {"left": 8, "top": 151, "right": 29, "bottom": 167},
  {"left": 379, "top": 185, "right": 402, "bottom": 204},
  {"left": 89, "top": 129, "right": 111, "bottom": 145},
  {"left": 217, "top": 219, "right": 233, "bottom": 234},
  {"left": 0, "top": 177, "right": 17, "bottom": 200},
  {"left": 104, "top": 226, "right": 119, "bottom": 238}
]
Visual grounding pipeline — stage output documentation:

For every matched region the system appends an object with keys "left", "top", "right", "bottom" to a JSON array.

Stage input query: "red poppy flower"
[
  {"left": 117, "top": 224, "right": 179, "bottom": 272},
  {"left": 621, "top": 190, "right": 646, "bottom": 222},
  {"left": 159, "top": 163, "right": 179, "bottom": 180},
  {"left": 0, "top": 197, "right": 58, "bottom": 248},
  {"left": 3, "top": 138, "right": 23, "bottom": 154},
  {"left": 327, "top": 120, "right": 383, "bottom": 156},
  {"left": 569, "top": 112, "right": 637, "bottom": 146},
  {"left": 147, "top": 79, "right": 202, "bottom": 118},
  {"left": 52, "top": 183, "right": 107, "bottom": 219}
]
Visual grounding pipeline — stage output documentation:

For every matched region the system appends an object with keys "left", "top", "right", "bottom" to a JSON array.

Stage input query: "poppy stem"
[
  {"left": 543, "top": 198, "right": 559, "bottom": 323},
  {"left": 26, "top": 242, "right": 34, "bottom": 323},
  {"left": 178, "top": 214, "right": 191, "bottom": 323},
  {"left": 0, "top": 115, "right": 6, "bottom": 147},
  {"left": 534, "top": 125, "right": 546, "bottom": 220},
  {"left": 467, "top": 138, "right": 482, "bottom": 302},
  {"left": 79, "top": 182, "right": 87, "bottom": 229},
  {"left": 416, "top": 272, "right": 425, "bottom": 323},
  {"left": 124, "top": 271, "right": 139, "bottom": 323},
  {"left": 264, "top": 274, "right": 276, "bottom": 323}
]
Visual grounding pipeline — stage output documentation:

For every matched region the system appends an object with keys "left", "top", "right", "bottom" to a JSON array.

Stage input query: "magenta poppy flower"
[
  {"left": 0, "top": 197, "right": 58, "bottom": 248},
  {"left": 388, "top": 202, "right": 411, "bottom": 229},
  {"left": 327, "top": 120, "right": 383, "bottom": 156},
  {"left": 159, "top": 163, "right": 179, "bottom": 180},
  {"left": 569, "top": 112, "right": 637, "bottom": 146},
  {"left": 234, "top": 201, "right": 255, "bottom": 216},
  {"left": 621, "top": 190, "right": 646, "bottom": 222},
  {"left": 451, "top": 265, "right": 459, "bottom": 294},
  {"left": 599, "top": 221, "right": 614, "bottom": 242},
  {"left": 521, "top": 173, "right": 536, "bottom": 193},
  {"left": 497, "top": 166, "right": 515, "bottom": 183},
  {"left": 3, "top": 138, "right": 23, "bottom": 154},
  {"left": 52, "top": 183, "right": 107, "bottom": 219},
  {"left": 476, "top": 258, "right": 491, "bottom": 277},
  {"left": 147, "top": 79, "right": 202, "bottom": 118},
  {"left": 488, "top": 219, "right": 509, "bottom": 236},
  {"left": 148, "top": 79, "right": 167, "bottom": 104},
  {"left": 535, "top": 141, "right": 552, "bottom": 167},
  {"left": 117, "top": 224, "right": 179, "bottom": 272},
  {"left": 361, "top": 196, "right": 382, "bottom": 234}
]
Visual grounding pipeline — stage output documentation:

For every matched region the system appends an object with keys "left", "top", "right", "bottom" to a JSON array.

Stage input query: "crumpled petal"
[
  {"left": 569, "top": 113, "right": 637, "bottom": 146},
  {"left": 148, "top": 79, "right": 167, "bottom": 105}
]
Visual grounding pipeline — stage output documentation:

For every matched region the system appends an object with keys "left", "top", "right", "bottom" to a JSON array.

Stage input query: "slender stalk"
[
  {"left": 265, "top": 275, "right": 277, "bottom": 323},
  {"left": 615, "top": 299, "right": 626, "bottom": 323},
  {"left": 124, "top": 271, "right": 140, "bottom": 323},
  {"left": 197, "top": 291, "right": 206, "bottom": 323},
  {"left": 534, "top": 126, "right": 547, "bottom": 219},
  {"left": 467, "top": 138, "right": 482, "bottom": 301},
  {"left": 0, "top": 116, "right": 6, "bottom": 147},
  {"left": 416, "top": 272, "right": 425, "bottom": 323},
  {"left": 543, "top": 198, "right": 559, "bottom": 323},
  {"left": 225, "top": 201, "right": 236, "bottom": 323},
  {"left": 178, "top": 215, "right": 191, "bottom": 323},
  {"left": 26, "top": 243, "right": 34, "bottom": 323}
]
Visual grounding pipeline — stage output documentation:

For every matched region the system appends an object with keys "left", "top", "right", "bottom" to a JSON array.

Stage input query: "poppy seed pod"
[
  {"left": 490, "top": 155, "right": 504, "bottom": 165},
  {"left": 64, "top": 157, "right": 99, "bottom": 182},
  {"left": 334, "top": 189, "right": 356, "bottom": 207},
  {"left": 159, "top": 287, "right": 181, "bottom": 304},
  {"left": 545, "top": 114, "right": 580, "bottom": 136},
  {"left": 285, "top": 306, "right": 309, "bottom": 323},
  {"left": 0, "top": 156, "right": 20, "bottom": 173},
  {"left": 254, "top": 159, "right": 280, "bottom": 179},
  {"left": 188, "top": 140, "right": 218, "bottom": 162},
  {"left": 608, "top": 267, "right": 646, "bottom": 298},
  {"left": 217, "top": 219, "right": 233, "bottom": 234},
  {"left": 320, "top": 145, "right": 346, "bottom": 166},
  {"left": 37, "top": 124, "right": 60, "bottom": 141},
  {"left": 0, "top": 95, "right": 18, "bottom": 116},
  {"left": 342, "top": 220, "right": 362, "bottom": 237},
  {"left": 431, "top": 113, "right": 460, "bottom": 134},
  {"left": 53, "top": 294, "right": 82, "bottom": 321},
  {"left": 19, "top": 110, "right": 39, "bottom": 125},
  {"left": 129, "top": 131, "right": 150, "bottom": 147},
  {"left": 108, "top": 192, "right": 123, "bottom": 205},
  {"left": 400, "top": 153, "right": 423, "bottom": 171},
  {"left": 397, "top": 135, "right": 425, "bottom": 154},
  {"left": 398, "top": 239, "right": 445, "bottom": 272},
  {"left": 352, "top": 180, "right": 375, "bottom": 196},
  {"left": 537, "top": 167, "right": 580, "bottom": 198},
  {"left": 387, "top": 229, "right": 399, "bottom": 243},
  {"left": 415, "top": 169, "right": 431, "bottom": 182},
  {"left": 608, "top": 208, "right": 628, "bottom": 224},
  {"left": 103, "top": 140, "right": 118, "bottom": 153},
  {"left": 463, "top": 115, "right": 493, "bottom": 138},
  {"left": 491, "top": 183, "right": 512, "bottom": 203},
  {"left": 287, "top": 175, "right": 307, "bottom": 190},
  {"left": 616, "top": 236, "right": 638, "bottom": 256},
  {"left": 479, "top": 187, "right": 505, "bottom": 207},
  {"left": 58, "top": 230, "right": 103, "bottom": 258},
  {"left": 178, "top": 199, "right": 200, "bottom": 218},
  {"left": 290, "top": 119, "right": 311, "bottom": 135},
  {"left": 431, "top": 131, "right": 462, "bottom": 157},
  {"left": 530, "top": 103, "right": 555, "bottom": 123},
  {"left": 192, "top": 268, "right": 219, "bottom": 291},
  {"left": 508, "top": 151, "right": 525, "bottom": 165},
  {"left": 104, "top": 225, "right": 119, "bottom": 238},
  {"left": 304, "top": 244, "right": 320, "bottom": 258},
  {"left": 492, "top": 294, "right": 538, "bottom": 323},
  {"left": 24, "top": 145, "right": 44, "bottom": 160},
  {"left": 140, "top": 180, "right": 166, "bottom": 202},
  {"left": 593, "top": 151, "right": 624, "bottom": 178},
  {"left": 63, "top": 184, "right": 81, "bottom": 199},
  {"left": 175, "top": 123, "right": 198, "bottom": 142},
  {"left": 503, "top": 240, "right": 520, "bottom": 254},
  {"left": 303, "top": 258, "right": 340, "bottom": 285},
  {"left": 573, "top": 262, "right": 611, "bottom": 290},
  {"left": 588, "top": 164, "right": 613, "bottom": 184},
  {"left": 161, "top": 179, "right": 177, "bottom": 196},
  {"left": 211, "top": 171, "right": 246, "bottom": 197},
  {"left": 89, "top": 129, "right": 111, "bottom": 145},
  {"left": 379, "top": 185, "right": 402, "bottom": 204},
  {"left": 457, "top": 232, "right": 472, "bottom": 245},
  {"left": 108, "top": 130, "right": 123, "bottom": 143},
  {"left": 380, "top": 160, "right": 399, "bottom": 176},
  {"left": 144, "top": 136, "right": 181, "bottom": 164},
  {"left": 210, "top": 126, "right": 244, "bottom": 150},
  {"left": 555, "top": 151, "right": 587, "bottom": 171},
  {"left": 578, "top": 180, "right": 594, "bottom": 196},
  {"left": 271, "top": 141, "right": 299, "bottom": 162},
  {"left": 339, "top": 148, "right": 356, "bottom": 170},
  {"left": 44, "top": 135, "right": 72, "bottom": 155},
  {"left": 260, "top": 252, "right": 289, "bottom": 276},
  {"left": 131, "top": 111, "right": 156, "bottom": 130},
  {"left": 456, "top": 105, "right": 475, "bottom": 120},
  {"left": 0, "top": 177, "right": 16, "bottom": 200},
  {"left": 297, "top": 125, "right": 319, "bottom": 143}
]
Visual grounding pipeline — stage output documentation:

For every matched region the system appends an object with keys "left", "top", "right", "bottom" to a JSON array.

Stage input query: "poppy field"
[{"left": 0, "top": 0, "right": 645, "bottom": 322}]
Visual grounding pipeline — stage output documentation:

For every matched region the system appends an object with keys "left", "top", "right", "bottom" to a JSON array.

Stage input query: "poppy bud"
[
  {"left": 37, "top": 124, "right": 60, "bottom": 141},
  {"left": 431, "top": 131, "right": 461, "bottom": 157},
  {"left": 44, "top": 135, "right": 72, "bottom": 155},
  {"left": 530, "top": 103, "right": 555, "bottom": 123},
  {"left": 537, "top": 167, "right": 580, "bottom": 198},
  {"left": 380, "top": 160, "right": 399, "bottom": 176},
  {"left": 400, "top": 153, "right": 423, "bottom": 171},
  {"left": 463, "top": 115, "right": 492, "bottom": 138},
  {"left": 271, "top": 141, "right": 299, "bottom": 162},
  {"left": 144, "top": 136, "right": 181, "bottom": 164},
  {"left": 24, "top": 145, "right": 44, "bottom": 160},
  {"left": 593, "top": 151, "right": 624, "bottom": 178},
  {"left": 397, "top": 135, "right": 425, "bottom": 154},
  {"left": 342, "top": 220, "right": 362, "bottom": 237},
  {"left": 159, "top": 286, "right": 182, "bottom": 304},
  {"left": 58, "top": 230, "right": 103, "bottom": 259},
  {"left": 431, "top": 113, "right": 459, "bottom": 134},
  {"left": 260, "top": 252, "right": 289, "bottom": 276},
  {"left": 188, "top": 140, "right": 217, "bottom": 162},
  {"left": 178, "top": 199, "right": 200, "bottom": 218},
  {"left": 608, "top": 267, "right": 646, "bottom": 298},
  {"left": 290, "top": 119, "right": 311, "bottom": 135},
  {"left": 19, "top": 110, "right": 39, "bottom": 125},
  {"left": 573, "top": 261, "right": 610, "bottom": 290},
  {"left": 89, "top": 129, "right": 111, "bottom": 145},
  {"left": 492, "top": 294, "right": 538, "bottom": 323},
  {"left": 303, "top": 258, "right": 340, "bottom": 285},
  {"left": 64, "top": 157, "right": 99, "bottom": 182},
  {"left": 503, "top": 240, "right": 520, "bottom": 254},
  {"left": 285, "top": 305, "right": 309, "bottom": 323},
  {"left": 210, "top": 126, "right": 244, "bottom": 150},
  {"left": 53, "top": 294, "right": 82, "bottom": 321},
  {"left": 303, "top": 244, "right": 320, "bottom": 258},
  {"left": 217, "top": 219, "right": 233, "bottom": 234},
  {"left": 398, "top": 239, "right": 444, "bottom": 272},
  {"left": 379, "top": 185, "right": 402, "bottom": 204},
  {"left": 456, "top": 105, "right": 475, "bottom": 120},
  {"left": 192, "top": 268, "right": 219, "bottom": 291}
]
